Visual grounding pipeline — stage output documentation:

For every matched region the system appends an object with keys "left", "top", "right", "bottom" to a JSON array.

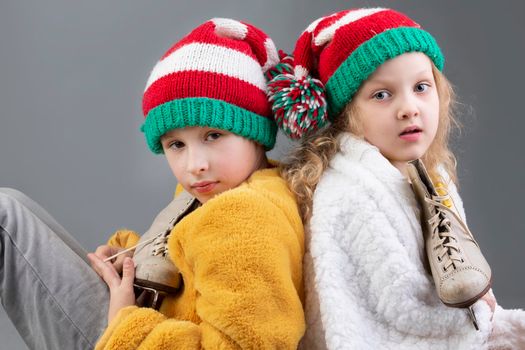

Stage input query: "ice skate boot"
[
  {"left": 103, "top": 191, "right": 198, "bottom": 308},
  {"left": 132, "top": 191, "right": 197, "bottom": 298},
  {"left": 407, "top": 159, "right": 492, "bottom": 310}
]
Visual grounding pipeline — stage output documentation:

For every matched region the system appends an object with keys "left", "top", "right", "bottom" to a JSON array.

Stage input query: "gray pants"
[{"left": 0, "top": 188, "right": 109, "bottom": 349}]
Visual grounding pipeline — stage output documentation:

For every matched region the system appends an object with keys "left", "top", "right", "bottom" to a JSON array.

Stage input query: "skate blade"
[{"left": 467, "top": 306, "right": 479, "bottom": 331}]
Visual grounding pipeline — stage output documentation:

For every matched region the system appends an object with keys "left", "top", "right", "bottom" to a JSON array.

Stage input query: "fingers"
[
  {"left": 484, "top": 290, "right": 496, "bottom": 312},
  {"left": 106, "top": 257, "right": 137, "bottom": 323},
  {"left": 113, "top": 250, "right": 134, "bottom": 273},
  {"left": 90, "top": 245, "right": 131, "bottom": 274},
  {"left": 87, "top": 253, "right": 121, "bottom": 288},
  {"left": 120, "top": 257, "right": 135, "bottom": 287},
  {"left": 94, "top": 245, "right": 116, "bottom": 260},
  {"left": 488, "top": 288, "right": 497, "bottom": 304},
  {"left": 88, "top": 252, "right": 105, "bottom": 278},
  {"left": 479, "top": 290, "right": 496, "bottom": 322},
  {"left": 90, "top": 245, "right": 110, "bottom": 275},
  {"left": 88, "top": 253, "right": 137, "bottom": 323}
]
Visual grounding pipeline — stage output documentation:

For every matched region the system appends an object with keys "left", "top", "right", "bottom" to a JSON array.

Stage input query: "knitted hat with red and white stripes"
[
  {"left": 267, "top": 8, "right": 444, "bottom": 139},
  {"left": 141, "top": 18, "right": 279, "bottom": 154}
]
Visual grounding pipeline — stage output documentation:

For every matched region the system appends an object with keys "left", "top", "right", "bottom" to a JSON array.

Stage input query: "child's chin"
[{"left": 402, "top": 146, "right": 429, "bottom": 161}]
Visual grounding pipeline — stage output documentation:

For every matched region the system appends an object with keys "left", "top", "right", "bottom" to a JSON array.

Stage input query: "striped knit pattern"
[
  {"left": 142, "top": 18, "right": 279, "bottom": 154},
  {"left": 292, "top": 8, "right": 444, "bottom": 119}
]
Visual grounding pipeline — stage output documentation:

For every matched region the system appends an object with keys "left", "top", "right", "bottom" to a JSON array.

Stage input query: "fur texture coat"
[
  {"left": 301, "top": 133, "right": 525, "bottom": 349},
  {"left": 96, "top": 167, "right": 305, "bottom": 349}
]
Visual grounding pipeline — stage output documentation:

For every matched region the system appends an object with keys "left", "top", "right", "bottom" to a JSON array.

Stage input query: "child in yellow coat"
[{"left": 87, "top": 18, "right": 305, "bottom": 349}]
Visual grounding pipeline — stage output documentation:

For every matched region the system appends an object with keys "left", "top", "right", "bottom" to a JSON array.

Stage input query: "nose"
[
  {"left": 396, "top": 93, "right": 420, "bottom": 120},
  {"left": 186, "top": 146, "right": 209, "bottom": 175}
]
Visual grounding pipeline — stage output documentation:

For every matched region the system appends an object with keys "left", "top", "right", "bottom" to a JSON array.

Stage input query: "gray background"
[{"left": 1, "top": 0, "right": 524, "bottom": 348}]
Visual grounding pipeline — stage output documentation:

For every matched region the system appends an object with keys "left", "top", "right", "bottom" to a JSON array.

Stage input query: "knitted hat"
[
  {"left": 142, "top": 18, "right": 279, "bottom": 154},
  {"left": 267, "top": 8, "right": 444, "bottom": 139}
]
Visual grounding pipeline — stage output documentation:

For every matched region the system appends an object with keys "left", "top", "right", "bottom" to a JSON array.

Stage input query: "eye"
[
  {"left": 415, "top": 82, "right": 430, "bottom": 93},
  {"left": 206, "top": 131, "right": 222, "bottom": 141},
  {"left": 372, "top": 90, "right": 391, "bottom": 101},
  {"left": 168, "top": 140, "right": 185, "bottom": 150}
]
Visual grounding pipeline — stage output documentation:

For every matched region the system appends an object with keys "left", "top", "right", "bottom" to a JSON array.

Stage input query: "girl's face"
[
  {"left": 352, "top": 52, "right": 440, "bottom": 176},
  {"left": 161, "top": 127, "right": 266, "bottom": 204}
]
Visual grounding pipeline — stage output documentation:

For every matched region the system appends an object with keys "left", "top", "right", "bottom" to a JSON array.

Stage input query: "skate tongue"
[{"left": 409, "top": 159, "right": 439, "bottom": 197}]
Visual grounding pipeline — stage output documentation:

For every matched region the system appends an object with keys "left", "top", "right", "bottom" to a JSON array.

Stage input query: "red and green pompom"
[
  {"left": 265, "top": 50, "right": 294, "bottom": 80},
  {"left": 267, "top": 62, "right": 328, "bottom": 139}
]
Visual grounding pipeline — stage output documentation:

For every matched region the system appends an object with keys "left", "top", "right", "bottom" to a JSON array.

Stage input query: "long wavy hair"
[{"left": 281, "top": 65, "right": 459, "bottom": 223}]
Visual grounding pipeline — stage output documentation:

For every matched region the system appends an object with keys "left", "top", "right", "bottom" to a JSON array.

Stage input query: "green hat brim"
[
  {"left": 141, "top": 97, "right": 277, "bottom": 154},
  {"left": 326, "top": 27, "right": 444, "bottom": 118}
]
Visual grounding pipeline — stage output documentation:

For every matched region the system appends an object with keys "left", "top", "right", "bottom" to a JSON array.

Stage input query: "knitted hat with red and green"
[
  {"left": 267, "top": 8, "right": 444, "bottom": 139},
  {"left": 142, "top": 18, "right": 279, "bottom": 154}
]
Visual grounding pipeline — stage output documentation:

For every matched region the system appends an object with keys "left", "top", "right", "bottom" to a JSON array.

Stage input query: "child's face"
[
  {"left": 352, "top": 52, "right": 440, "bottom": 173},
  {"left": 161, "top": 126, "right": 265, "bottom": 204}
]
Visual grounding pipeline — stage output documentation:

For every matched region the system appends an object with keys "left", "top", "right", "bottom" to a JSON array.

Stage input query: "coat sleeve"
[
  {"left": 106, "top": 229, "right": 140, "bottom": 249},
  {"left": 488, "top": 305, "right": 525, "bottom": 349},
  {"left": 96, "top": 190, "right": 305, "bottom": 350},
  {"left": 345, "top": 207, "right": 493, "bottom": 337}
]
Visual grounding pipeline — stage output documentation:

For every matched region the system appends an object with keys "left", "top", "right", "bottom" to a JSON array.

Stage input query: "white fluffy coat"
[{"left": 301, "top": 134, "right": 525, "bottom": 350}]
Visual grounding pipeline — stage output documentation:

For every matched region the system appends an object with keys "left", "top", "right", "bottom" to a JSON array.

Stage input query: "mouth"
[
  {"left": 191, "top": 181, "right": 219, "bottom": 194},
  {"left": 399, "top": 126, "right": 422, "bottom": 136}
]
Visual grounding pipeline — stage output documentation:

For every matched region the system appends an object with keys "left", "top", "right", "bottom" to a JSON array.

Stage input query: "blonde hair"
[{"left": 281, "top": 65, "right": 459, "bottom": 223}]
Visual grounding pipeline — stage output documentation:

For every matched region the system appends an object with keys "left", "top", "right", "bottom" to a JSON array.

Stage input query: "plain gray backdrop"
[{"left": 1, "top": 1, "right": 524, "bottom": 348}]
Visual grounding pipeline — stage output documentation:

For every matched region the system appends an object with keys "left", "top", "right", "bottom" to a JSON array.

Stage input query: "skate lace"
[
  {"left": 425, "top": 191, "right": 478, "bottom": 272},
  {"left": 103, "top": 217, "right": 177, "bottom": 263},
  {"left": 151, "top": 232, "right": 169, "bottom": 257}
]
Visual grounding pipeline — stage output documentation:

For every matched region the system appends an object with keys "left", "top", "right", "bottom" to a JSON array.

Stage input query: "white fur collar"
[{"left": 337, "top": 133, "right": 406, "bottom": 183}]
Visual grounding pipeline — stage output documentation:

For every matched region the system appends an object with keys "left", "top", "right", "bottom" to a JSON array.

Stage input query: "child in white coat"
[{"left": 267, "top": 7, "right": 525, "bottom": 349}]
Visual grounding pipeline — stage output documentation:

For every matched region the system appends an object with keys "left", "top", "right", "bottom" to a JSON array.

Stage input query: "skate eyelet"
[{"left": 437, "top": 256, "right": 442, "bottom": 262}]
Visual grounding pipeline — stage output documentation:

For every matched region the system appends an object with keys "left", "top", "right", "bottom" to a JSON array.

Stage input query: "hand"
[
  {"left": 87, "top": 253, "right": 136, "bottom": 323},
  {"left": 90, "top": 244, "right": 133, "bottom": 275},
  {"left": 480, "top": 289, "right": 497, "bottom": 321}
]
